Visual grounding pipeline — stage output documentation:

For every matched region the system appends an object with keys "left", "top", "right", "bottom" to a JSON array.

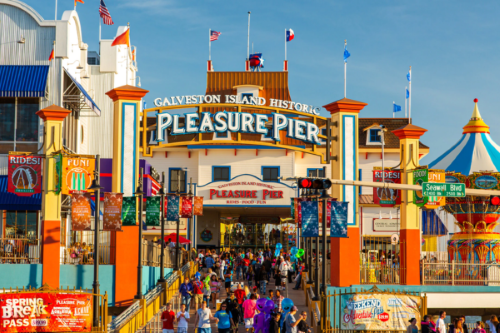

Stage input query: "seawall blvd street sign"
[{"left": 422, "top": 182, "right": 466, "bottom": 197}]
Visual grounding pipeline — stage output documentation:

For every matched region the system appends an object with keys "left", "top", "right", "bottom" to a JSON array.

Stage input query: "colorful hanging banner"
[
  {"left": 425, "top": 170, "right": 446, "bottom": 209},
  {"left": 121, "top": 196, "right": 137, "bottom": 226},
  {"left": 103, "top": 192, "right": 123, "bottom": 231},
  {"left": 146, "top": 196, "right": 161, "bottom": 226},
  {"left": 62, "top": 157, "right": 96, "bottom": 195},
  {"left": 7, "top": 154, "right": 42, "bottom": 197},
  {"left": 294, "top": 198, "right": 300, "bottom": 226},
  {"left": 71, "top": 191, "right": 92, "bottom": 231},
  {"left": 326, "top": 199, "right": 331, "bottom": 228},
  {"left": 290, "top": 198, "right": 295, "bottom": 218},
  {"left": 193, "top": 196, "right": 204, "bottom": 216},
  {"left": 318, "top": 201, "right": 323, "bottom": 223},
  {"left": 166, "top": 195, "right": 180, "bottom": 222},
  {"left": 180, "top": 196, "right": 193, "bottom": 218},
  {"left": 373, "top": 168, "right": 401, "bottom": 207},
  {"left": 301, "top": 201, "right": 319, "bottom": 237},
  {"left": 330, "top": 201, "right": 348, "bottom": 238},
  {"left": 54, "top": 154, "right": 62, "bottom": 194}
]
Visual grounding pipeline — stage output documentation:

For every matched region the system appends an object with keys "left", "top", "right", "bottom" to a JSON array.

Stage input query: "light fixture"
[
  {"left": 379, "top": 210, "right": 382, "bottom": 219},
  {"left": 136, "top": 76, "right": 141, "bottom": 87},
  {"left": 18, "top": 37, "right": 25, "bottom": 44}
]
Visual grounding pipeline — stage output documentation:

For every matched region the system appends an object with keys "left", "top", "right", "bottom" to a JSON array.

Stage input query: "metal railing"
[
  {"left": 141, "top": 240, "right": 175, "bottom": 268},
  {"left": 0, "top": 237, "right": 40, "bottom": 264},
  {"left": 422, "top": 261, "right": 500, "bottom": 285},
  {"left": 360, "top": 262, "right": 403, "bottom": 284},
  {"left": 61, "top": 231, "right": 114, "bottom": 265}
]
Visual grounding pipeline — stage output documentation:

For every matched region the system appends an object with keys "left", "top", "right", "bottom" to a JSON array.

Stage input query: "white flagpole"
[
  {"left": 285, "top": 29, "right": 287, "bottom": 61},
  {"left": 209, "top": 29, "right": 211, "bottom": 61},
  {"left": 393, "top": 102, "right": 395, "bottom": 118},
  {"left": 52, "top": 40, "right": 56, "bottom": 105},
  {"left": 126, "top": 24, "right": 130, "bottom": 85},
  {"left": 55, "top": 0, "right": 58, "bottom": 20},
  {"left": 247, "top": 12, "right": 251, "bottom": 60},
  {"left": 409, "top": 66, "right": 412, "bottom": 122},
  {"left": 344, "top": 40, "right": 347, "bottom": 98},
  {"left": 405, "top": 86, "right": 407, "bottom": 118}
]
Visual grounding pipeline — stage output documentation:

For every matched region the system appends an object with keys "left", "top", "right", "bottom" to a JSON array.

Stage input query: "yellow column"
[
  {"left": 392, "top": 124, "right": 427, "bottom": 285},
  {"left": 323, "top": 98, "right": 367, "bottom": 287},
  {"left": 105, "top": 85, "right": 149, "bottom": 306},
  {"left": 36, "top": 105, "right": 72, "bottom": 288}
]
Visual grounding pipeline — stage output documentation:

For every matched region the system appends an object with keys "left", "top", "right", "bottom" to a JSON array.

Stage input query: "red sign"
[
  {"left": 378, "top": 312, "right": 390, "bottom": 322},
  {"left": 7, "top": 155, "right": 42, "bottom": 197},
  {"left": 0, "top": 292, "right": 92, "bottom": 332},
  {"left": 373, "top": 169, "right": 401, "bottom": 207}
]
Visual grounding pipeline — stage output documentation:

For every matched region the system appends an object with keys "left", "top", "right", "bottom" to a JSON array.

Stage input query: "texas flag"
[{"left": 286, "top": 29, "right": 294, "bottom": 42}]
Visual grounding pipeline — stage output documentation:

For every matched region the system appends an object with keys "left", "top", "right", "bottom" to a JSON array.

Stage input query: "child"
[
  {"left": 225, "top": 266, "right": 233, "bottom": 294},
  {"left": 269, "top": 312, "right": 281, "bottom": 333},
  {"left": 472, "top": 322, "right": 486, "bottom": 333},
  {"left": 203, "top": 277, "right": 211, "bottom": 305},
  {"left": 246, "top": 265, "right": 254, "bottom": 288}
]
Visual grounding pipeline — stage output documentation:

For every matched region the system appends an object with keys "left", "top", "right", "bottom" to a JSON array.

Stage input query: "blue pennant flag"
[
  {"left": 343, "top": 45, "right": 350, "bottom": 63},
  {"left": 301, "top": 201, "right": 319, "bottom": 237},
  {"left": 330, "top": 201, "right": 348, "bottom": 238},
  {"left": 393, "top": 103, "right": 402, "bottom": 112},
  {"left": 406, "top": 70, "right": 411, "bottom": 82},
  {"left": 406, "top": 88, "right": 410, "bottom": 99}
]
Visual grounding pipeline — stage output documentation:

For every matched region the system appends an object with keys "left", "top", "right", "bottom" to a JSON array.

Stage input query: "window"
[
  {"left": 0, "top": 98, "right": 39, "bottom": 153},
  {"left": 262, "top": 167, "right": 279, "bottom": 182},
  {"left": 369, "top": 129, "right": 381, "bottom": 143},
  {"left": 5, "top": 211, "right": 38, "bottom": 239},
  {"left": 307, "top": 168, "right": 325, "bottom": 177},
  {"left": 169, "top": 168, "right": 186, "bottom": 193},
  {"left": 213, "top": 166, "right": 230, "bottom": 181}
]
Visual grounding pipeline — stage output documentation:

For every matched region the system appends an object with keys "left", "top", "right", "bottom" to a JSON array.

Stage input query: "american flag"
[
  {"left": 210, "top": 30, "right": 221, "bottom": 42},
  {"left": 99, "top": 0, "right": 114, "bottom": 25}
]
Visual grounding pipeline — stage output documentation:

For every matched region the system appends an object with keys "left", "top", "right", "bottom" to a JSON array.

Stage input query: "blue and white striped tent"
[{"left": 429, "top": 99, "right": 500, "bottom": 175}]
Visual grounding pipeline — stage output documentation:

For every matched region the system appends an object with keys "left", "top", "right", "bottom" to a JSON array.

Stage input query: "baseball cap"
[
  {"left": 292, "top": 306, "right": 298, "bottom": 311},
  {"left": 253, "top": 286, "right": 258, "bottom": 290}
]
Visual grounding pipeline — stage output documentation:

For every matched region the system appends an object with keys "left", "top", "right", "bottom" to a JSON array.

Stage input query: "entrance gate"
[{"left": 321, "top": 285, "right": 427, "bottom": 333}]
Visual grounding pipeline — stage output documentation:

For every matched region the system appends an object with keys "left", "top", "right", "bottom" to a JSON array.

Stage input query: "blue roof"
[
  {"left": 64, "top": 68, "right": 101, "bottom": 116},
  {"left": 0, "top": 65, "right": 49, "bottom": 97},
  {"left": 0, "top": 176, "right": 41, "bottom": 210}
]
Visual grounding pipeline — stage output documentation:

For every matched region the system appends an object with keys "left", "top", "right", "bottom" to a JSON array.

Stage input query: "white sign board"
[
  {"left": 198, "top": 175, "right": 294, "bottom": 206},
  {"left": 373, "top": 219, "right": 399, "bottom": 232}
]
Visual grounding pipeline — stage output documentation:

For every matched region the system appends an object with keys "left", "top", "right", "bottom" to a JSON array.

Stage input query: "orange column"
[
  {"left": 106, "top": 85, "right": 149, "bottom": 306},
  {"left": 37, "top": 105, "right": 72, "bottom": 288},
  {"left": 392, "top": 124, "right": 427, "bottom": 285},
  {"left": 323, "top": 98, "right": 367, "bottom": 287}
]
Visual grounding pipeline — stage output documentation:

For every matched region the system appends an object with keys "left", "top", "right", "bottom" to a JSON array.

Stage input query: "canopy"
[
  {"left": 0, "top": 65, "right": 49, "bottom": 97},
  {"left": 164, "top": 233, "right": 190, "bottom": 244},
  {"left": 63, "top": 68, "right": 101, "bottom": 116},
  {"left": 429, "top": 99, "right": 500, "bottom": 175}
]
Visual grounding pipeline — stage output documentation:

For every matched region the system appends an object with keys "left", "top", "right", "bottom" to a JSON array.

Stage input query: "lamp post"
[
  {"left": 175, "top": 168, "right": 189, "bottom": 270},
  {"left": 313, "top": 170, "right": 320, "bottom": 300},
  {"left": 321, "top": 167, "right": 329, "bottom": 295},
  {"left": 158, "top": 172, "right": 166, "bottom": 283},
  {"left": 134, "top": 168, "right": 145, "bottom": 299},
  {"left": 88, "top": 155, "right": 103, "bottom": 328}
]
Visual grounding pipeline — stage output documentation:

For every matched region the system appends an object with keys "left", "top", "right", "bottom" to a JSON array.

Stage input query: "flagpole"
[
  {"left": 209, "top": 29, "right": 211, "bottom": 61},
  {"left": 126, "top": 23, "right": 130, "bottom": 85},
  {"left": 55, "top": 0, "right": 57, "bottom": 20},
  {"left": 285, "top": 29, "right": 287, "bottom": 61},
  {"left": 405, "top": 86, "right": 408, "bottom": 118},
  {"left": 409, "top": 66, "right": 412, "bottom": 123},
  {"left": 52, "top": 40, "right": 56, "bottom": 105},
  {"left": 247, "top": 11, "right": 251, "bottom": 60},
  {"left": 344, "top": 40, "right": 347, "bottom": 98},
  {"left": 393, "top": 102, "right": 395, "bottom": 118}
]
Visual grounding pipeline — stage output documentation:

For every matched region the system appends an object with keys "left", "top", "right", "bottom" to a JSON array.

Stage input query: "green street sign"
[{"left": 422, "top": 182, "right": 466, "bottom": 197}]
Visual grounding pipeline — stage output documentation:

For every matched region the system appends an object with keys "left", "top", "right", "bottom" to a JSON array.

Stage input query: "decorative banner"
[
  {"left": 146, "top": 196, "right": 160, "bottom": 226},
  {"left": 301, "top": 201, "right": 319, "bottom": 237},
  {"left": 166, "top": 195, "right": 180, "bottom": 222},
  {"left": 0, "top": 292, "right": 92, "bottom": 332},
  {"left": 413, "top": 168, "right": 428, "bottom": 207},
  {"left": 330, "top": 201, "right": 348, "bottom": 238},
  {"left": 326, "top": 199, "right": 331, "bottom": 228},
  {"left": 62, "top": 157, "right": 95, "bottom": 195},
  {"left": 71, "top": 191, "right": 92, "bottom": 231},
  {"left": 467, "top": 172, "right": 500, "bottom": 190},
  {"left": 318, "top": 201, "right": 323, "bottom": 223},
  {"left": 341, "top": 293, "right": 421, "bottom": 330},
  {"left": 373, "top": 168, "right": 401, "bottom": 207},
  {"left": 193, "top": 196, "right": 204, "bottom": 216},
  {"left": 103, "top": 193, "right": 123, "bottom": 231},
  {"left": 290, "top": 198, "right": 295, "bottom": 218},
  {"left": 54, "top": 154, "right": 62, "bottom": 194},
  {"left": 180, "top": 196, "right": 193, "bottom": 218},
  {"left": 424, "top": 170, "right": 446, "bottom": 210},
  {"left": 122, "top": 196, "right": 137, "bottom": 226},
  {"left": 294, "top": 198, "right": 300, "bottom": 226},
  {"left": 7, "top": 154, "right": 42, "bottom": 197}
]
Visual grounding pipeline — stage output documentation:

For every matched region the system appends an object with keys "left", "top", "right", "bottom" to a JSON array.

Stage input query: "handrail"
[
  {"left": 107, "top": 300, "right": 142, "bottom": 332},
  {"left": 181, "top": 261, "right": 191, "bottom": 274},
  {"left": 145, "top": 284, "right": 163, "bottom": 305}
]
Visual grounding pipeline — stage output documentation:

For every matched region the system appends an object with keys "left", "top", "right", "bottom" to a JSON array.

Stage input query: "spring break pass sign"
[{"left": 341, "top": 293, "right": 421, "bottom": 330}]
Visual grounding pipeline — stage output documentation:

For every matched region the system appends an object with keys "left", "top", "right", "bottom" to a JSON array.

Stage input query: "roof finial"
[{"left": 463, "top": 98, "right": 489, "bottom": 134}]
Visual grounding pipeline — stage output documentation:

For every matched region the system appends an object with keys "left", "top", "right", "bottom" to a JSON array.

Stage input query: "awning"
[
  {"left": 0, "top": 65, "right": 49, "bottom": 97},
  {"left": 63, "top": 68, "right": 101, "bottom": 116},
  {"left": 422, "top": 210, "right": 448, "bottom": 236},
  {"left": 0, "top": 176, "right": 41, "bottom": 211}
]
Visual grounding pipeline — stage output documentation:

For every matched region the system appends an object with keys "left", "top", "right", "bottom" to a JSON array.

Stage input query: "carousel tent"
[{"left": 428, "top": 99, "right": 500, "bottom": 175}]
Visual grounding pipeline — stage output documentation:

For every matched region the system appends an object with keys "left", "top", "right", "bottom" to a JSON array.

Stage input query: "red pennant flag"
[
  {"left": 111, "top": 28, "right": 130, "bottom": 47},
  {"left": 74, "top": 0, "right": 84, "bottom": 6},
  {"left": 48, "top": 49, "right": 54, "bottom": 61}
]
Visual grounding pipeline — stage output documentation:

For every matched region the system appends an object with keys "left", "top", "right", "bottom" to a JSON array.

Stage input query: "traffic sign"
[{"left": 422, "top": 182, "right": 466, "bottom": 197}]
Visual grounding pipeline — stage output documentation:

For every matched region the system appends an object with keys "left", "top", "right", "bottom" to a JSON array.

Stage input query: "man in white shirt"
[
  {"left": 176, "top": 303, "right": 190, "bottom": 333},
  {"left": 195, "top": 301, "right": 218, "bottom": 333},
  {"left": 436, "top": 311, "right": 447, "bottom": 333}
]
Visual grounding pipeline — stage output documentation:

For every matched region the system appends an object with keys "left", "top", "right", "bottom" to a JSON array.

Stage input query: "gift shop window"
[{"left": 0, "top": 98, "right": 39, "bottom": 154}]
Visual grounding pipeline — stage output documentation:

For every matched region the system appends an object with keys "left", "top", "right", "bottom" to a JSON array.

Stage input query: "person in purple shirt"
[{"left": 179, "top": 277, "right": 194, "bottom": 309}]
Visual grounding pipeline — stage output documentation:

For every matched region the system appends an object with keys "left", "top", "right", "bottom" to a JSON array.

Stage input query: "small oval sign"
[{"left": 475, "top": 175, "right": 498, "bottom": 189}]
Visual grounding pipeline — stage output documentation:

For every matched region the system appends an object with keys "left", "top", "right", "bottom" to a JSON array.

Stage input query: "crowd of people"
[
  {"left": 161, "top": 247, "right": 308, "bottom": 333},
  {"left": 418, "top": 312, "right": 500, "bottom": 333}
]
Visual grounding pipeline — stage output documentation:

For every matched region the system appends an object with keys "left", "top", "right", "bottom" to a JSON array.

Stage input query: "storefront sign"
[
  {"left": 155, "top": 111, "right": 321, "bottom": 144},
  {"left": 0, "top": 292, "right": 92, "bottom": 332},
  {"left": 153, "top": 95, "right": 321, "bottom": 115},
  {"left": 146, "top": 196, "right": 160, "bottom": 226},
  {"left": 373, "top": 168, "right": 401, "bottom": 207},
  {"left": 121, "top": 196, "right": 137, "bottom": 226},
  {"left": 103, "top": 193, "right": 123, "bottom": 231},
  {"left": 341, "top": 293, "right": 421, "bottom": 330},
  {"left": 199, "top": 175, "right": 293, "bottom": 206},
  {"left": 62, "top": 157, "right": 95, "bottom": 195},
  {"left": 373, "top": 219, "right": 399, "bottom": 232},
  {"left": 7, "top": 154, "right": 42, "bottom": 197},
  {"left": 71, "top": 192, "right": 92, "bottom": 231}
]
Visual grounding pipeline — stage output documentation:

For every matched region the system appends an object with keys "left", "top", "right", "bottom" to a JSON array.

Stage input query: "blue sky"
[{"left": 25, "top": 0, "right": 500, "bottom": 164}]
